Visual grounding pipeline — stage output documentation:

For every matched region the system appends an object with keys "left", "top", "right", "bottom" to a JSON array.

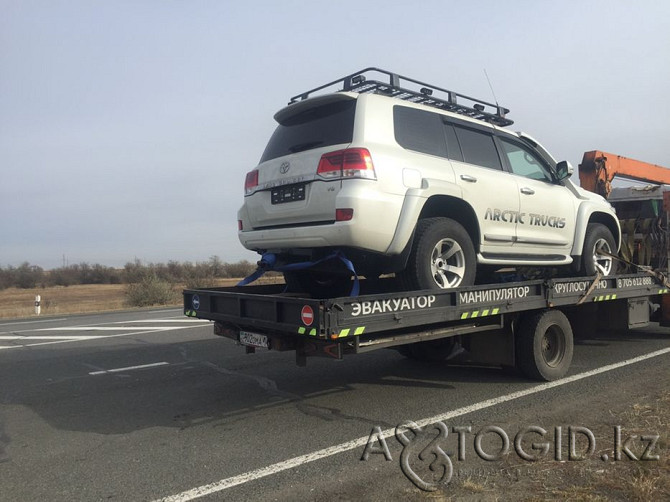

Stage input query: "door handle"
[
  {"left": 520, "top": 187, "right": 535, "bottom": 195},
  {"left": 460, "top": 174, "right": 477, "bottom": 183}
]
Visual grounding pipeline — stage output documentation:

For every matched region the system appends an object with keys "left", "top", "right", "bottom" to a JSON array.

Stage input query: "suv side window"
[
  {"left": 393, "top": 106, "right": 448, "bottom": 158},
  {"left": 499, "top": 137, "right": 554, "bottom": 182},
  {"left": 452, "top": 125, "right": 502, "bottom": 170},
  {"left": 443, "top": 123, "right": 464, "bottom": 162}
]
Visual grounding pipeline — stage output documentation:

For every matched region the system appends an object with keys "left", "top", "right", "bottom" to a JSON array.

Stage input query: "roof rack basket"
[{"left": 288, "top": 67, "right": 513, "bottom": 127}]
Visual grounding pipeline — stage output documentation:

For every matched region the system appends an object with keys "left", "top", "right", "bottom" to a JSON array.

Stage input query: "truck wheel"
[
  {"left": 581, "top": 224, "right": 617, "bottom": 276},
  {"left": 400, "top": 218, "right": 476, "bottom": 291},
  {"left": 283, "top": 270, "right": 352, "bottom": 298},
  {"left": 516, "top": 309, "right": 573, "bottom": 381}
]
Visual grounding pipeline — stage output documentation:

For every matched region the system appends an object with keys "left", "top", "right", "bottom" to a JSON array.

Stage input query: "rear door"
[{"left": 245, "top": 95, "right": 356, "bottom": 229}]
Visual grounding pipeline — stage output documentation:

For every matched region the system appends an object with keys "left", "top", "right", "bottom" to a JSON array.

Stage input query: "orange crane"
[
  {"left": 578, "top": 150, "right": 670, "bottom": 199},
  {"left": 579, "top": 150, "right": 670, "bottom": 325}
]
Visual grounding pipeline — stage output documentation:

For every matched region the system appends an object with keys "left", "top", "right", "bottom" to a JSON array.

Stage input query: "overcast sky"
[{"left": 1, "top": 0, "right": 669, "bottom": 269}]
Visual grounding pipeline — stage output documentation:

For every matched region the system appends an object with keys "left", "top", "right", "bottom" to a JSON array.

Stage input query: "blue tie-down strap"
[{"left": 236, "top": 250, "right": 359, "bottom": 296}]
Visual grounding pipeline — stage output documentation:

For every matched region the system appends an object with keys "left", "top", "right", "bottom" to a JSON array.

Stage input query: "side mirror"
[{"left": 556, "top": 160, "right": 574, "bottom": 181}]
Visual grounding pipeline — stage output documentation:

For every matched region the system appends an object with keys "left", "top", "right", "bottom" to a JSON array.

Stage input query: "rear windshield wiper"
[{"left": 288, "top": 141, "right": 324, "bottom": 153}]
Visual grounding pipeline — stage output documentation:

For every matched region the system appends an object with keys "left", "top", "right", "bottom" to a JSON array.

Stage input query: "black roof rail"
[{"left": 288, "top": 67, "right": 513, "bottom": 127}]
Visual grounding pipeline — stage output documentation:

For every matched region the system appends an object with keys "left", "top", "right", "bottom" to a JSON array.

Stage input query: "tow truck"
[{"left": 185, "top": 150, "right": 670, "bottom": 382}]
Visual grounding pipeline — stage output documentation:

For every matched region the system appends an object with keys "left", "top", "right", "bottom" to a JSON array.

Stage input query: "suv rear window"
[{"left": 260, "top": 99, "right": 356, "bottom": 162}]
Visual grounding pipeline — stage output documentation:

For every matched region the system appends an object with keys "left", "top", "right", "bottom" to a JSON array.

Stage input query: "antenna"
[{"left": 484, "top": 69, "right": 499, "bottom": 106}]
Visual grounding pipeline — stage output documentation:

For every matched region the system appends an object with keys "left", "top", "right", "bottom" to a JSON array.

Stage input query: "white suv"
[{"left": 238, "top": 68, "right": 620, "bottom": 296}]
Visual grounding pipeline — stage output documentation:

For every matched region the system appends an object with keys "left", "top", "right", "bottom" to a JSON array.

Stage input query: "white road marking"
[
  {"left": 0, "top": 324, "right": 206, "bottom": 350},
  {"left": 0, "top": 318, "right": 68, "bottom": 327},
  {"left": 0, "top": 317, "right": 205, "bottom": 336},
  {"left": 89, "top": 362, "right": 170, "bottom": 375},
  {"left": 123, "top": 319, "right": 210, "bottom": 323},
  {"left": 41, "top": 327, "right": 173, "bottom": 331},
  {"left": 155, "top": 346, "right": 670, "bottom": 502},
  {"left": 0, "top": 335, "right": 104, "bottom": 340}
]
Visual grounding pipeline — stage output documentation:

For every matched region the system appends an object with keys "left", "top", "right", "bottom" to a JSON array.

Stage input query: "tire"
[
  {"left": 516, "top": 309, "right": 573, "bottom": 381},
  {"left": 283, "top": 270, "right": 352, "bottom": 298},
  {"left": 581, "top": 224, "right": 618, "bottom": 276},
  {"left": 399, "top": 218, "right": 476, "bottom": 291}
]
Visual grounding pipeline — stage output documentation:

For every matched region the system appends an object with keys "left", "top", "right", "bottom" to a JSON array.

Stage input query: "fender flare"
[{"left": 570, "top": 204, "right": 621, "bottom": 257}]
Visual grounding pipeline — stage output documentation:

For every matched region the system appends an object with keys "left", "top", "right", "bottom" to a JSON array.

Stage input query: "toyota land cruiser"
[{"left": 237, "top": 68, "right": 620, "bottom": 296}]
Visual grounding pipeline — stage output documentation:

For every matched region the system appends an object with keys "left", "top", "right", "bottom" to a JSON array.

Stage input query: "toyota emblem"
[{"left": 279, "top": 161, "right": 291, "bottom": 174}]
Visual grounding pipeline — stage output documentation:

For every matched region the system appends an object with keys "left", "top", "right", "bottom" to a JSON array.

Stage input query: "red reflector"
[
  {"left": 317, "top": 148, "right": 376, "bottom": 180},
  {"left": 244, "top": 170, "right": 259, "bottom": 194},
  {"left": 336, "top": 208, "right": 354, "bottom": 221},
  {"left": 238, "top": 220, "right": 243, "bottom": 231}
]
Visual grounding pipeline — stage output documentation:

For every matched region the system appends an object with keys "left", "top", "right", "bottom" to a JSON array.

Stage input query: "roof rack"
[{"left": 288, "top": 67, "right": 513, "bottom": 127}]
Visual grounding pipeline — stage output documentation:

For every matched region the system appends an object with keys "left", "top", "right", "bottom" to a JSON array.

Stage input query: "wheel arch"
[
  {"left": 588, "top": 212, "right": 621, "bottom": 250},
  {"left": 418, "top": 195, "right": 481, "bottom": 253},
  {"left": 571, "top": 206, "right": 621, "bottom": 259}
]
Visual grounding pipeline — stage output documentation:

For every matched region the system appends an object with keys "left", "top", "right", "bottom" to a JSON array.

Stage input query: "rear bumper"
[
  {"left": 239, "top": 220, "right": 389, "bottom": 253},
  {"left": 238, "top": 189, "right": 405, "bottom": 254}
]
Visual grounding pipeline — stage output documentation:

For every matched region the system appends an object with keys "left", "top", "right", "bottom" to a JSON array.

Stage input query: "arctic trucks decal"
[{"left": 484, "top": 208, "right": 566, "bottom": 229}]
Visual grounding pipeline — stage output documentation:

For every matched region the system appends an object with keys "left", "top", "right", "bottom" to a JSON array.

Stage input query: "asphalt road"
[{"left": 1, "top": 308, "right": 669, "bottom": 501}]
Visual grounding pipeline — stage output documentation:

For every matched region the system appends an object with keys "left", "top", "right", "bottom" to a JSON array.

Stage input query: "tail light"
[
  {"left": 317, "top": 148, "right": 376, "bottom": 180},
  {"left": 244, "top": 170, "right": 259, "bottom": 195},
  {"left": 336, "top": 208, "right": 354, "bottom": 221}
]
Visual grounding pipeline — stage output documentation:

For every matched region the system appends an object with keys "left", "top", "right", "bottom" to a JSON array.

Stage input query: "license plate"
[
  {"left": 239, "top": 331, "right": 269, "bottom": 349},
  {"left": 271, "top": 184, "right": 306, "bottom": 204}
]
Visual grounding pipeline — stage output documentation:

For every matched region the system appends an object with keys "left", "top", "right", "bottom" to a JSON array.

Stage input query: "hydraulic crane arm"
[{"left": 579, "top": 150, "right": 670, "bottom": 199}]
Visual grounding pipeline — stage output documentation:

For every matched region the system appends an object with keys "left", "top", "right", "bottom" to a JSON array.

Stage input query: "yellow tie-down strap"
[{"left": 460, "top": 307, "right": 500, "bottom": 320}]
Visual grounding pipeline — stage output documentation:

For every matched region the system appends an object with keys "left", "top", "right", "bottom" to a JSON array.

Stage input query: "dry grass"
[
  {"left": 460, "top": 477, "right": 486, "bottom": 493},
  {"left": 0, "top": 275, "right": 283, "bottom": 319},
  {"left": 517, "top": 391, "right": 670, "bottom": 501}
]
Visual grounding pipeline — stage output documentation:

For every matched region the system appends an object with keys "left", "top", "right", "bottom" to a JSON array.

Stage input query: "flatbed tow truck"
[
  {"left": 183, "top": 272, "right": 668, "bottom": 381},
  {"left": 184, "top": 150, "right": 670, "bottom": 382}
]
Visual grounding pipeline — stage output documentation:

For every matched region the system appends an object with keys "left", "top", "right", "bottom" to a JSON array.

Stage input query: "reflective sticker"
[
  {"left": 354, "top": 327, "right": 365, "bottom": 336},
  {"left": 338, "top": 329, "right": 351, "bottom": 338},
  {"left": 461, "top": 307, "right": 500, "bottom": 320}
]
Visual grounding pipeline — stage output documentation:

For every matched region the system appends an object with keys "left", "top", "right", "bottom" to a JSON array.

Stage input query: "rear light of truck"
[
  {"left": 317, "top": 148, "right": 376, "bottom": 180},
  {"left": 244, "top": 170, "right": 259, "bottom": 195}
]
